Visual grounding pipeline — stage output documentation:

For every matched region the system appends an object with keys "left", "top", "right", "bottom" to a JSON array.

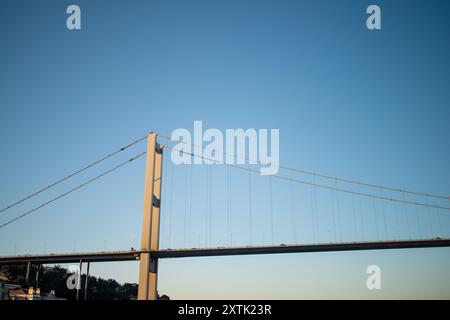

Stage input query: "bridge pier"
[
  {"left": 25, "top": 261, "right": 30, "bottom": 285},
  {"left": 138, "top": 133, "right": 163, "bottom": 300},
  {"left": 35, "top": 264, "right": 39, "bottom": 288},
  {"left": 76, "top": 259, "right": 82, "bottom": 300},
  {"left": 84, "top": 262, "right": 90, "bottom": 300}
]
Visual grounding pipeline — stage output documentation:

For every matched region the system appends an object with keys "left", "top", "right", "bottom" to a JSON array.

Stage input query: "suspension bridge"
[{"left": 0, "top": 133, "right": 449, "bottom": 300}]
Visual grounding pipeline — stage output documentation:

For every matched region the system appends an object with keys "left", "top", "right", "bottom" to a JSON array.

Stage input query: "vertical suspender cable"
[
  {"left": 248, "top": 171, "right": 253, "bottom": 246},
  {"left": 269, "top": 176, "right": 274, "bottom": 245}
]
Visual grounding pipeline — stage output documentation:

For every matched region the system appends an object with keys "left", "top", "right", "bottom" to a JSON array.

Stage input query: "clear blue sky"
[{"left": 1, "top": 0, "right": 450, "bottom": 299}]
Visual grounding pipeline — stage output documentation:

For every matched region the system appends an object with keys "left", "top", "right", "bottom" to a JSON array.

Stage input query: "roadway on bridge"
[{"left": 1, "top": 238, "right": 449, "bottom": 265}]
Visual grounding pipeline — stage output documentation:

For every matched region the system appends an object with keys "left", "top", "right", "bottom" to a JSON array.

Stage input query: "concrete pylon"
[{"left": 138, "top": 133, "right": 163, "bottom": 300}]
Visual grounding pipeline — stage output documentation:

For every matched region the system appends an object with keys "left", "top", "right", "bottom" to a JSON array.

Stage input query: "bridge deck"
[
  {"left": 154, "top": 238, "right": 450, "bottom": 258},
  {"left": 0, "top": 250, "right": 141, "bottom": 265},
  {"left": 1, "top": 238, "right": 449, "bottom": 265}
]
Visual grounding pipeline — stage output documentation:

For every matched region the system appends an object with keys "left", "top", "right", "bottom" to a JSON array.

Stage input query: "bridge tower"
[{"left": 138, "top": 133, "right": 163, "bottom": 300}]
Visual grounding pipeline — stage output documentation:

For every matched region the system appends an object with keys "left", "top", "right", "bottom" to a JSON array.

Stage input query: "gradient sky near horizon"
[{"left": 1, "top": 0, "right": 450, "bottom": 299}]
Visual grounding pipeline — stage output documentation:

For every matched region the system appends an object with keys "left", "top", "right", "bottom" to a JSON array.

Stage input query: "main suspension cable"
[
  {"left": 0, "top": 152, "right": 146, "bottom": 230},
  {"left": 0, "top": 134, "right": 149, "bottom": 214},
  {"left": 159, "top": 135, "right": 449, "bottom": 201},
  {"left": 163, "top": 145, "right": 450, "bottom": 211}
]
